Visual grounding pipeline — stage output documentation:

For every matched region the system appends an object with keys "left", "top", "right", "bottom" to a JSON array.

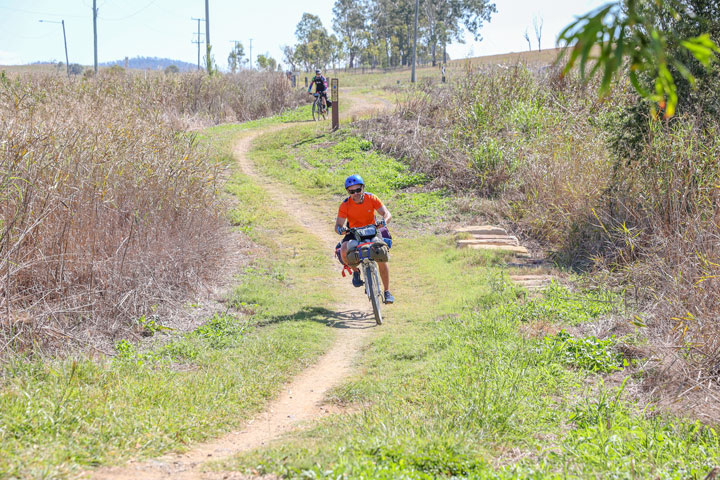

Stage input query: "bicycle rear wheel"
[{"left": 365, "top": 264, "right": 383, "bottom": 325}]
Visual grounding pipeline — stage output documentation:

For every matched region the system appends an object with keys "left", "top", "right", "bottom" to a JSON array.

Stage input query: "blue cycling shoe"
[
  {"left": 384, "top": 291, "right": 395, "bottom": 304},
  {"left": 352, "top": 270, "right": 364, "bottom": 288}
]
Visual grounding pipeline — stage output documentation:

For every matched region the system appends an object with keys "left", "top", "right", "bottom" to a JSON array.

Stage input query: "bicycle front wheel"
[
  {"left": 365, "top": 263, "right": 383, "bottom": 325},
  {"left": 312, "top": 100, "right": 318, "bottom": 121}
]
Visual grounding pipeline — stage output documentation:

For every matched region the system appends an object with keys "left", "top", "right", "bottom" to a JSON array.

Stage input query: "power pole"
[
  {"left": 39, "top": 19, "right": 69, "bottom": 78},
  {"left": 411, "top": 0, "right": 419, "bottom": 83},
  {"left": 249, "top": 38, "right": 253, "bottom": 70},
  {"left": 93, "top": 0, "right": 98, "bottom": 73},
  {"left": 204, "top": 0, "right": 211, "bottom": 73},
  {"left": 191, "top": 17, "right": 205, "bottom": 71}
]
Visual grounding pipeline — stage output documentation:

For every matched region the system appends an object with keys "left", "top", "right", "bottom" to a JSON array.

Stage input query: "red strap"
[{"left": 341, "top": 265, "right": 353, "bottom": 277}]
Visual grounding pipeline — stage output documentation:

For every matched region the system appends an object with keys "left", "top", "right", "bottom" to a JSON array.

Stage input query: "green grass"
[
  {"left": 216, "top": 235, "right": 719, "bottom": 479},
  {"left": 0, "top": 121, "right": 338, "bottom": 479},
  {"left": 249, "top": 126, "right": 450, "bottom": 228}
]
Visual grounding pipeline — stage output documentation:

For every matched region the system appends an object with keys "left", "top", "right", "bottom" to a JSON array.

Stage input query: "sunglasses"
[{"left": 347, "top": 187, "right": 363, "bottom": 194}]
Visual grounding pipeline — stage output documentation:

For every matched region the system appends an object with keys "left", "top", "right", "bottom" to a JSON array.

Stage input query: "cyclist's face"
[{"left": 347, "top": 185, "right": 363, "bottom": 198}]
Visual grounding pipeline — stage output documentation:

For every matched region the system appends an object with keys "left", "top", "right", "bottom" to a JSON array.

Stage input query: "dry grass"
[
  {"left": 0, "top": 71, "right": 303, "bottom": 355},
  {"left": 354, "top": 65, "right": 720, "bottom": 418}
]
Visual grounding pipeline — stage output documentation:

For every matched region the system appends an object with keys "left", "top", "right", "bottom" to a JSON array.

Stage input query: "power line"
[{"left": 97, "top": 0, "right": 159, "bottom": 21}]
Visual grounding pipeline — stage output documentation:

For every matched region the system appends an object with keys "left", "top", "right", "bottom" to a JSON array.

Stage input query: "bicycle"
[
  {"left": 342, "top": 223, "right": 389, "bottom": 325},
  {"left": 311, "top": 92, "right": 328, "bottom": 121}
]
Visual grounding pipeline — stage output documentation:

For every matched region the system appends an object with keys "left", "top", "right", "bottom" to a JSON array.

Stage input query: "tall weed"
[{"left": 0, "top": 71, "right": 302, "bottom": 354}]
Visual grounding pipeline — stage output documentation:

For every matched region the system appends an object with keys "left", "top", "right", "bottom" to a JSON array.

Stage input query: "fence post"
[{"left": 331, "top": 78, "right": 339, "bottom": 131}]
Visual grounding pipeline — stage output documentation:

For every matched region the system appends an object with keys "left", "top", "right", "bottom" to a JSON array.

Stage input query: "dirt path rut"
[{"left": 89, "top": 95, "right": 387, "bottom": 480}]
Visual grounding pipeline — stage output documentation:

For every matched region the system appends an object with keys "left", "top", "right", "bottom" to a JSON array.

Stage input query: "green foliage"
[
  {"left": 294, "top": 13, "right": 334, "bottom": 70},
  {"left": 250, "top": 127, "right": 450, "bottom": 227},
  {"left": 228, "top": 42, "right": 246, "bottom": 73},
  {"left": 256, "top": 53, "right": 278, "bottom": 72},
  {"left": 561, "top": 382, "right": 720, "bottom": 478},
  {"left": 498, "top": 282, "right": 622, "bottom": 326},
  {"left": 544, "top": 330, "right": 625, "bottom": 373},
  {"left": 223, "top": 234, "right": 718, "bottom": 479},
  {"left": 558, "top": 0, "right": 720, "bottom": 117}
]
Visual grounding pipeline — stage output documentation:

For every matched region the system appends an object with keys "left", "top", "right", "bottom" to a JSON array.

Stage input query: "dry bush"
[
  {"left": 93, "top": 69, "right": 305, "bottom": 129},
  {"left": 355, "top": 65, "right": 720, "bottom": 409},
  {"left": 598, "top": 116, "right": 720, "bottom": 401},
  {"left": 0, "top": 71, "right": 302, "bottom": 355},
  {"left": 356, "top": 65, "right": 622, "bottom": 243}
]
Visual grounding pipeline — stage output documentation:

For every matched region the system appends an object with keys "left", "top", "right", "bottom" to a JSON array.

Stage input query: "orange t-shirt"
[{"left": 338, "top": 193, "right": 384, "bottom": 228}]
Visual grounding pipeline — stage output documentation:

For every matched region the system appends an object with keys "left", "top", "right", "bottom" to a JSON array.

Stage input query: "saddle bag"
[
  {"left": 369, "top": 241, "right": 389, "bottom": 262},
  {"left": 345, "top": 246, "right": 362, "bottom": 267}
]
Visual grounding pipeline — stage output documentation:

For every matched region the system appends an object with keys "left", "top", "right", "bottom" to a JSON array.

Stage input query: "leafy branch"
[{"left": 558, "top": 0, "right": 720, "bottom": 117}]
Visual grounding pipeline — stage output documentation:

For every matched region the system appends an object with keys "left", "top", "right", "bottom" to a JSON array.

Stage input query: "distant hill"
[{"left": 100, "top": 56, "right": 197, "bottom": 72}]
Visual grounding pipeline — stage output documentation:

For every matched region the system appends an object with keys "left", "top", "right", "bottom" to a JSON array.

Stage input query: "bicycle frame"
[{"left": 345, "top": 225, "right": 385, "bottom": 325}]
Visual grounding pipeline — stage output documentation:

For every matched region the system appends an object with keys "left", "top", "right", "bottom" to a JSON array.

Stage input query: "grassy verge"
[
  {"left": 248, "top": 125, "right": 451, "bottom": 229},
  {"left": 211, "top": 118, "right": 719, "bottom": 479},
  {"left": 0, "top": 121, "right": 338, "bottom": 479},
  {"left": 219, "top": 236, "right": 719, "bottom": 479}
]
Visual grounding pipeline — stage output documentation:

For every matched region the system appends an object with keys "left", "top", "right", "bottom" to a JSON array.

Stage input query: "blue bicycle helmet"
[{"left": 344, "top": 174, "right": 364, "bottom": 189}]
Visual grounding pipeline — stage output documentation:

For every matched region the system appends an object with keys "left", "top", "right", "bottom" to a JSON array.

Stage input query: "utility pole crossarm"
[{"left": 191, "top": 17, "right": 205, "bottom": 71}]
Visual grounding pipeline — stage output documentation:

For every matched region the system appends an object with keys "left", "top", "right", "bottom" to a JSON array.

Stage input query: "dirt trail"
[{"left": 88, "top": 94, "right": 388, "bottom": 480}]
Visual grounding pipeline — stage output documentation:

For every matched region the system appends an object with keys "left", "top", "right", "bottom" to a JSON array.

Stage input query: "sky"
[{"left": 0, "top": 0, "right": 609, "bottom": 69}]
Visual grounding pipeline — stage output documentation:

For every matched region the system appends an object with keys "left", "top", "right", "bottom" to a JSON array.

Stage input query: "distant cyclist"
[
  {"left": 335, "top": 174, "right": 394, "bottom": 304},
  {"left": 308, "top": 68, "right": 332, "bottom": 109}
]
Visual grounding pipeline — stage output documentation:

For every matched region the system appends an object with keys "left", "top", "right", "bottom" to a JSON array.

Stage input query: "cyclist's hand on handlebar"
[
  {"left": 376, "top": 218, "right": 386, "bottom": 227},
  {"left": 335, "top": 225, "right": 348, "bottom": 235}
]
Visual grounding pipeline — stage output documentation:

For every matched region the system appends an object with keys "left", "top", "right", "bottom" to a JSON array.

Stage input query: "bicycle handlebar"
[{"left": 341, "top": 221, "right": 386, "bottom": 235}]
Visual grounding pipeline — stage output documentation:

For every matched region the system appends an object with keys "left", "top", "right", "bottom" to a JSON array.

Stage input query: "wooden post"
[{"left": 331, "top": 78, "right": 339, "bottom": 131}]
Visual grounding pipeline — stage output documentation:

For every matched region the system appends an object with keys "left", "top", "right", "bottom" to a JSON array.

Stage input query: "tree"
[
  {"left": 68, "top": 63, "right": 83, "bottom": 75},
  {"left": 294, "top": 13, "right": 333, "bottom": 70},
  {"left": 164, "top": 65, "right": 179, "bottom": 74},
  {"left": 333, "top": 0, "right": 366, "bottom": 68},
  {"left": 533, "top": 15, "right": 543, "bottom": 51},
  {"left": 256, "top": 53, "right": 277, "bottom": 71},
  {"left": 559, "top": 0, "right": 719, "bottom": 117},
  {"left": 228, "top": 42, "right": 246, "bottom": 73},
  {"left": 417, "top": 0, "right": 497, "bottom": 66},
  {"left": 523, "top": 28, "right": 532, "bottom": 51},
  {"left": 281, "top": 45, "right": 297, "bottom": 72},
  {"left": 329, "top": 34, "right": 345, "bottom": 70}
]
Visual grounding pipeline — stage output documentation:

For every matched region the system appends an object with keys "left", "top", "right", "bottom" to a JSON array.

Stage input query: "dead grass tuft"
[{"left": 0, "top": 71, "right": 302, "bottom": 355}]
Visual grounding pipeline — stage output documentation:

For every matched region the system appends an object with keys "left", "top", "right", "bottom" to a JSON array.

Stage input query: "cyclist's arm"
[
  {"left": 335, "top": 216, "right": 347, "bottom": 235},
  {"left": 377, "top": 205, "right": 392, "bottom": 224}
]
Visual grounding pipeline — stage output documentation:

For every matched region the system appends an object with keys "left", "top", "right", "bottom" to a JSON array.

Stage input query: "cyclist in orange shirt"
[{"left": 334, "top": 174, "right": 394, "bottom": 304}]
